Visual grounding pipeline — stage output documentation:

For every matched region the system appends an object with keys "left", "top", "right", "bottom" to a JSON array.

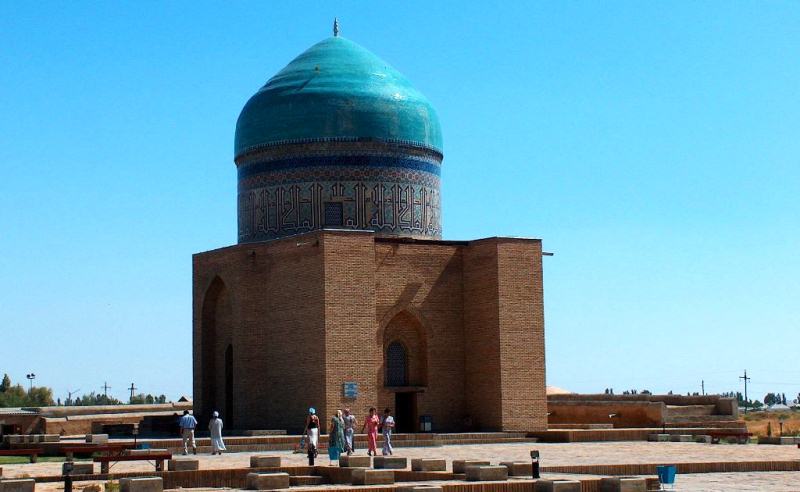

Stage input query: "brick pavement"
[{"left": 4, "top": 441, "right": 799, "bottom": 489}]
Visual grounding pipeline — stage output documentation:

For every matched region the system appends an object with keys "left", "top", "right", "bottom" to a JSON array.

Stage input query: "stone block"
[
  {"left": 3, "top": 435, "right": 22, "bottom": 445},
  {"left": 534, "top": 480, "right": 582, "bottom": 492},
  {"left": 0, "top": 479, "right": 35, "bottom": 492},
  {"left": 127, "top": 448, "right": 168, "bottom": 456},
  {"left": 372, "top": 456, "right": 408, "bottom": 469},
  {"left": 63, "top": 462, "right": 95, "bottom": 475},
  {"left": 289, "top": 476, "right": 324, "bottom": 486},
  {"left": 499, "top": 461, "right": 530, "bottom": 476},
  {"left": 780, "top": 436, "right": 798, "bottom": 445},
  {"left": 85, "top": 434, "right": 108, "bottom": 444},
  {"left": 465, "top": 465, "right": 508, "bottom": 481},
  {"left": 250, "top": 455, "right": 281, "bottom": 468},
  {"left": 120, "top": 477, "right": 163, "bottom": 492},
  {"left": 669, "top": 435, "right": 692, "bottom": 443},
  {"left": 42, "top": 435, "right": 60, "bottom": 443},
  {"left": 397, "top": 486, "right": 443, "bottom": 492},
  {"left": 168, "top": 459, "right": 199, "bottom": 471},
  {"left": 599, "top": 477, "right": 647, "bottom": 492},
  {"left": 246, "top": 472, "right": 290, "bottom": 490},
  {"left": 411, "top": 458, "right": 446, "bottom": 472},
  {"left": 694, "top": 435, "right": 712, "bottom": 444},
  {"left": 452, "top": 460, "right": 491, "bottom": 473},
  {"left": 655, "top": 434, "right": 670, "bottom": 442},
  {"left": 339, "top": 455, "right": 371, "bottom": 468},
  {"left": 351, "top": 468, "right": 394, "bottom": 485}
]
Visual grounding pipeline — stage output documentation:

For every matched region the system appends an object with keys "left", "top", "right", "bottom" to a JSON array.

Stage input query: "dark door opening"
[{"left": 394, "top": 392, "right": 416, "bottom": 433}]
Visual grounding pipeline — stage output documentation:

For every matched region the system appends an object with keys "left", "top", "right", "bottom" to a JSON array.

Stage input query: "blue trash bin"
[{"left": 657, "top": 464, "right": 676, "bottom": 485}]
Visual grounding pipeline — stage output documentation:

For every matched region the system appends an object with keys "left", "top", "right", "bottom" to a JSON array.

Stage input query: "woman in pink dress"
[{"left": 361, "top": 407, "right": 380, "bottom": 456}]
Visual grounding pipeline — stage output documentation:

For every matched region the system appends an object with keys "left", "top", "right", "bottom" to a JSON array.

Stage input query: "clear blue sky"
[{"left": 1, "top": 2, "right": 798, "bottom": 404}]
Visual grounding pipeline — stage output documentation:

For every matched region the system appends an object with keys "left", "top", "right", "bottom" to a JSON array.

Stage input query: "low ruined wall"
[
  {"left": 547, "top": 400, "right": 665, "bottom": 428},
  {"left": 35, "top": 402, "right": 192, "bottom": 418},
  {"left": 548, "top": 394, "right": 737, "bottom": 417}
]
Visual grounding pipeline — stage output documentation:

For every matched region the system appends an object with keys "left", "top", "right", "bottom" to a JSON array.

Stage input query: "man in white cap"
[{"left": 208, "top": 411, "right": 226, "bottom": 455}]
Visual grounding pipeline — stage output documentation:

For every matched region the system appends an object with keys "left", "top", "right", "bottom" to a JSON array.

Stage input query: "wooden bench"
[
  {"left": 94, "top": 452, "right": 172, "bottom": 474},
  {"left": 63, "top": 444, "right": 135, "bottom": 460},
  {"left": 708, "top": 431, "right": 752, "bottom": 444},
  {"left": 0, "top": 449, "right": 40, "bottom": 463}
]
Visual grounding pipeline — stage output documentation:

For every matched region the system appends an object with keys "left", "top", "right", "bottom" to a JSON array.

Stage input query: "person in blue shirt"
[{"left": 178, "top": 410, "right": 198, "bottom": 455}]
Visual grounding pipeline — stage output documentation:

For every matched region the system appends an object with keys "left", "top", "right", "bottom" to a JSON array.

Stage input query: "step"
[
  {"left": 666, "top": 415, "right": 743, "bottom": 423},
  {"left": 290, "top": 475, "right": 324, "bottom": 486}
]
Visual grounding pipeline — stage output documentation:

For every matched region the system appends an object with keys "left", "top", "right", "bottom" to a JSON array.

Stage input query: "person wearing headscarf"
[
  {"left": 208, "top": 411, "right": 226, "bottom": 455},
  {"left": 303, "top": 407, "right": 320, "bottom": 465},
  {"left": 328, "top": 410, "right": 346, "bottom": 463}
]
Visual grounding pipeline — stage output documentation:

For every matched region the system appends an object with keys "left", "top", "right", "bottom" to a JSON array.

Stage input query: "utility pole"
[
  {"left": 67, "top": 388, "right": 80, "bottom": 406},
  {"left": 701, "top": 380, "right": 705, "bottom": 396},
  {"left": 740, "top": 370, "right": 751, "bottom": 414},
  {"left": 128, "top": 383, "right": 137, "bottom": 403},
  {"left": 101, "top": 382, "right": 111, "bottom": 401}
]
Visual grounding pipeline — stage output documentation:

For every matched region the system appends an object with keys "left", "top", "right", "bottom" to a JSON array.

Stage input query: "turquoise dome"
[{"left": 235, "top": 36, "right": 443, "bottom": 158}]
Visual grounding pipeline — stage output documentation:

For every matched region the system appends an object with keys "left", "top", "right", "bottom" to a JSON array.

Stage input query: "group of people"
[
  {"left": 177, "top": 409, "right": 227, "bottom": 456},
  {"left": 303, "top": 407, "right": 396, "bottom": 464},
  {"left": 175, "top": 405, "right": 398, "bottom": 463}
]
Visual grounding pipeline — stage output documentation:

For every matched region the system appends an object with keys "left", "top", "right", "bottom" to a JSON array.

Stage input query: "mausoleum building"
[{"left": 193, "top": 28, "right": 547, "bottom": 433}]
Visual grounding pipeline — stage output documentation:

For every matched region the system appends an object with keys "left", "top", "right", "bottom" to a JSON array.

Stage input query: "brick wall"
[
  {"left": 193, "top": 231, "right": 547, "bottom": 433},
  {"left": 462, "top": 240, "right": 503, "bottom": 430},
  {"left": 495, "top": 239, "right": 547, "bottom": 431}
]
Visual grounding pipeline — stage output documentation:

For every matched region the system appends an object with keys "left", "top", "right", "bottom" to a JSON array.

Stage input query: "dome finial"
[{"left": 333, "top": 17, "right": 340, "bottom": 37}]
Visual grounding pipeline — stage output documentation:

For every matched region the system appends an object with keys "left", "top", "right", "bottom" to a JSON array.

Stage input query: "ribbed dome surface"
[{"left": 235, "top": 36, "right": 442, "bottom": 158}]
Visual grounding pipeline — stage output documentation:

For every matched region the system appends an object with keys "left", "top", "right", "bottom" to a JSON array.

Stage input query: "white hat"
[{"left": 212, "top": 411, "right": 219, "bottom": 418}]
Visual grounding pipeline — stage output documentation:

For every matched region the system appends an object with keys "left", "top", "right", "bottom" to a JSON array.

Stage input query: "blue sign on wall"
[{"left": 343, "top": 382, "right": 358, "bottom": 399}]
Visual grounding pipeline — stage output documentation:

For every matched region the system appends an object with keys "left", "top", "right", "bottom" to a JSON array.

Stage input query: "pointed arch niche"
[
  {"left": 200, "top": 277, "right": 234, "bottom": 423},
  {"left": 382, "top": 311, "right": 428, "bottom": 387}
]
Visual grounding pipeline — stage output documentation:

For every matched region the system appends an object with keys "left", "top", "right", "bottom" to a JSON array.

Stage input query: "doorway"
[{"left": 394, "top": 392, "right": 417, "bottom": 433}]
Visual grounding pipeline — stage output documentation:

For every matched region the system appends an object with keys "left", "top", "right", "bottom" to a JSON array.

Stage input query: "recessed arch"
[
  {"left": 382, "top": 310, "right": 428, "bottom": 387},
  {"left": 200, "top": 276, "right": 232, "bottom": 422}
]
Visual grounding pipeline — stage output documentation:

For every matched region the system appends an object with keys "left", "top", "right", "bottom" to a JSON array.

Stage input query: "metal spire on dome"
[{"left": 333, "top": 17, "right": 340, "bottom": 37}]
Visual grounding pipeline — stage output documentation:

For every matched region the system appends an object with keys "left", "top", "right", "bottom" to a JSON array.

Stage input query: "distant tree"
[
  {"left": 76, "top": 392, "right": 123, "bottom": 406},
  {"left": 764, "top": 393, "right": 776, "bottom": 406},
  {"left": 28, "top": 386, "right": 54, "bottom": 406},
  {"left": 0, "top": 374, "right": 10, "bottom": 392},
  {"left": 641, "top": 389, "right": 652, "bottom": 395},
  {"left": 782, "top": 393, "right": 787, "bottom": 405},
  {"left": 130, "top": 393, "right": 169, "bottom": 405}
]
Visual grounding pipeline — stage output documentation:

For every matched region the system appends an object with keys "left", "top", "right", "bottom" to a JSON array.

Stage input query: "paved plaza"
[{"left": 3, "top": 441, "right": 799, "bottom": 491}]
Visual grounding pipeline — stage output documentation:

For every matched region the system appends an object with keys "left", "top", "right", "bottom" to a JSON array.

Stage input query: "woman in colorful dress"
[
  {"left": 360, "top": 407, "right": 380, "bottom": 456},
  {"left": 328, "top": 410, "right": 346, "bottom": 463}
]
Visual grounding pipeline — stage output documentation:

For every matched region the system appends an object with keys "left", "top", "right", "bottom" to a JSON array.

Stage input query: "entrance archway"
[
  {"left": 200, "top": 277, "right": 233, "bottom": 423},
  {"left": 382, "top": 311, "right": 428, "bottom": 433}
]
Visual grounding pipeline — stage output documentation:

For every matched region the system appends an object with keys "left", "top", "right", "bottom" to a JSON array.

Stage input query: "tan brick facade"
[{"left": 193, "top": 230, "right": 546, "bottom": 433}]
